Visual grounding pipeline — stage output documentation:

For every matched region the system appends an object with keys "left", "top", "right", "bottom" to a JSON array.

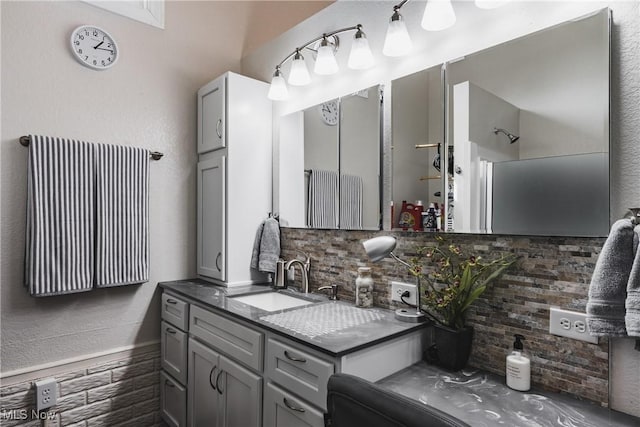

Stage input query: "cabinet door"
[
  {"left": 197, "top": 155, "right": 226, "bottom": 281},
  {"left": 161, "top": 372, "right": 187, "bottom": 427},
  {"left": 198, "top": 75, "right": 226, "bottom": 153},
  {"left": 218, "top": 355, "right": 262, "bottom": 427},
  {"left": 263, "top": 382, "right": 325, "bottom": 427},
  {"left": 188, "top": 338, "right": 222, "bottom": 427},
  {"left": 161, "top": 321, "right": 187, "bottom": 384}
]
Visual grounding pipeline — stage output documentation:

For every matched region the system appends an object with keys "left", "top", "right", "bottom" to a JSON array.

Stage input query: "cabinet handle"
[
  {"left": 165, "top": 380, "right": 175, "bottom": 388},
  {"left": 166, "top": 298, "right": 178, "bottom": 304},
  {"left": 216, "top": 119, "right": 222, "bottom": 138},
  {"left": 215, "top": 370, "right": 224, "bottom": 395},
  {"left": 209, "top": 366, "right": 217, "bottom": 390},
  {"left": 284, "top": 350, "right": 306, "bottom": 363},
  {"left": 166, "top": 327, "right": 177, "bottom": 335},
  {"left": 215, "top": 253, "right": 222, "bottom": 272},
  {"left": 283, "top": 398, "right": 306, "bottom": 413}
]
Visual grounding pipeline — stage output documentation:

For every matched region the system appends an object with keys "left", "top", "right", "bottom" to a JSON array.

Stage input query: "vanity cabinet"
[
  {"left": 196, "top": 72, "right": 272, "bottom": 287},
  {"left": 263, "top": 382, "right": 325, "bottom": 427}
]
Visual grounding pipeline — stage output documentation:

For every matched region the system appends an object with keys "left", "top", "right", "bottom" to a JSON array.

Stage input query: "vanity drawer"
[
  {"left": 161, "top": 371, "right": 187, "bottom": 427},
  {"left": 265, "top": 338, "right": 334, "bottom": 410},
  {"left": 162, "top": 293, "right": 189, "bottom": 331},
  {"left": 189, "top": 305, "right": 264, "bottom": 372},
  {"left": 264, "top": 382, "right": 325, "bottom": 427},
  {"left": 161, "top": 321, "right": 188, "bottom": 385}
]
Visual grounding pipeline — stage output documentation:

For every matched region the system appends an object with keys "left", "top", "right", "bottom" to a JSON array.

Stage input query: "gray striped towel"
[
  {"left": 25, "top": 136, "right": 96, "bottom": 296},
  {"left": 340, "top": 174, "right": 363, "bottom": 230},
  {"left": 307, "top": 169, "right": 338, "bottom": 229},
  {"left": 95, "top": 143, "right": 149, "bottom": 287}
]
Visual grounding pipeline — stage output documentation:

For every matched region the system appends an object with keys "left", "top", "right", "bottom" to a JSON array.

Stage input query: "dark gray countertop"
[
  {"left": 159, "top": 279, "right": 427, "bottom": 357},
  {"left": 377, "top": 362, "right": 639, "bottom": 427}
]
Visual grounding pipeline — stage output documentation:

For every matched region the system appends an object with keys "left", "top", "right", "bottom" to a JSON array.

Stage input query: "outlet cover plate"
[
  {"left": 390, "top": 281, "right": 417, "bottom": 306},
  {"left": 549, "top": 307, "right": 598, "bottom": 344},
  {"left": 35, "top": 377, "right": 57, "bottom": 411}
]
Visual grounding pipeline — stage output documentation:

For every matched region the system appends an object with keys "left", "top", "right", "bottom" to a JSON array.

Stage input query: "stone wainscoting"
[
  {"left": 0, "top": 349, "right": 164, "bottom": 427},
  {"left": 281, "top": 228, "right": 609, "bottom": 405}
]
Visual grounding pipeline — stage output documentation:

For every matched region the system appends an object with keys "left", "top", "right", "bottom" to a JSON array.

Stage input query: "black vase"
[{"left": 424, "top": 324, "right": 474, "bottom": 371}]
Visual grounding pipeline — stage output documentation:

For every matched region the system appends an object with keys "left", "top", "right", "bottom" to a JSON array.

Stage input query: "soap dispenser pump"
[{"left": 506, "top": 334, "right": 531, "bottom": 391}]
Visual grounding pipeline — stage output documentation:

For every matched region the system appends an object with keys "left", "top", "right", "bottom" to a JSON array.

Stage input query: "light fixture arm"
[
  {"left": 274, "top": 24, "right": 363, "bottom": 69},
  {"left": 389, "top": 252, "right": 412, "bottom": 270}
]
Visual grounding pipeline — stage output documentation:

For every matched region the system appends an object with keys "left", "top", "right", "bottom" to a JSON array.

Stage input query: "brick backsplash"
[
  {"left": 0, "top": 350, "right": 164, "bottom": 427},
  {"left": 281, "top": 228, "right": 609, "bottom": 405}
]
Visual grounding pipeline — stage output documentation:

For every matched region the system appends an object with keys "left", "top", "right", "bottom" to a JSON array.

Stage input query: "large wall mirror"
[
  {"left": 390, "top": 8, "right": 610, "bottom": 237},
  {"left": 278, "top": 85, "right": 382, "bottom": 230}
]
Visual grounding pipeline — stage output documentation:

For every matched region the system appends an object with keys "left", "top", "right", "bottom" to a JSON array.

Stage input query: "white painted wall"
[
  {"left": 241, "top": 1, "right": 640, "bottom": 417},
  {"left": 0, "top": 0, "right": 283, "bottom": 375}
]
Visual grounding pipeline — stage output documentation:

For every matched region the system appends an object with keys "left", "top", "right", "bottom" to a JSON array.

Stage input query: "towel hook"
[{"left": 627, "top": 208, "right": 640, "bottom": 226}]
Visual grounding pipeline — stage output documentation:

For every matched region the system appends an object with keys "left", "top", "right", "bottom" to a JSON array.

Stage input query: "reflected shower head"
[{"left": 493, "top": 127, "right": 520, "bottom": 144}]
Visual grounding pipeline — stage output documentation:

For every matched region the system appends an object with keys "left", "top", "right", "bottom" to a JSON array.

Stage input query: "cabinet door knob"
[
  {"left": 283, "top": 350, "right": 306, "bottom": 363},
  {"left": 209, "top": 366, "right": 217, "bottom": 390},
  {"left": 283, "top": 398, "right": 305, "bottom": 413},
  {"left": 216, "top": 119, "right": 223, "bottom": 139},
  {"left": 166, "top": 327, "right": 177, "bottom": 335},
  {"left": 215, "top": 370, "right": 224, "bottom": 395},
  {"left": 215, "top": 253, "right": 222, "bottom": 272}
]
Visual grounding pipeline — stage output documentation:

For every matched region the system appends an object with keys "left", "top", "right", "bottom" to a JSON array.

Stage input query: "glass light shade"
[
  {"left": 362, "top": 236, "right": 397, "bottom": 263},
  {"left": 267, "top": 71, "right": 288, "bottom": 101},
  {"left": 314, "top": 43, "right": 339, "bottom": 75},
  {"left": 348, "top": 35, "right": 374, "bottom": 70},
  {"left": 422, "top": 0, "right": 457, "bottom": 31},
  {"left": 288, "top": 53, "right": 311, "bottom": 86},
  {"left": 383, "top": 17, "right": 412, "bottom": 57},
  {"left": 475, "top": 0, "right": 510, "bottom": 9}
]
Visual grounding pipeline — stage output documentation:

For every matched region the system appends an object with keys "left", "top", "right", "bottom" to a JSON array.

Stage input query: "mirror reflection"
[{"left": 278, "top": 85, "right": 382, "bottom": 230}]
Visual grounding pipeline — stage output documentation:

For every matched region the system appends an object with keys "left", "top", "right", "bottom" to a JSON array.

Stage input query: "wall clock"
[
  {"left": 319, "top": 100, "right": 339, "bottom": 126},
  {"left": 70, "top": 25, "right": 119, "bottom": 70}
]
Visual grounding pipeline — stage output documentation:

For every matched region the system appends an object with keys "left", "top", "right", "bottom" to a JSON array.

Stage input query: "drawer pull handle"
[
  {"left": 166, "top": 298, "right": 178, "bottom": 304},
  {"left": 216, "top": 119, "right": 223, "bottom": 139},
  {"left": 209, "top": 366, "right": 217, "bottom": 390},
  {"left": 283, "top": 398, "right": 306, "bottom": 413},
  {"left": 216, "top": 370, "right": 224, "bottom": 395},
  {"left": 284, "top": 350, "right": 306, "bottom": 363},
  {"left": 166, "top": 327, "right": 177, "bottom": 335},
  {"left": 216, "top": 253, "right": 222, "bottom": 272},
  {"left": 165, "top": 380, "right": 175, "bottom": 388}
]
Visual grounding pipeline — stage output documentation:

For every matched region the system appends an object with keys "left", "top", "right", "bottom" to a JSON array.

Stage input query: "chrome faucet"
[
  {"left": 295, "top": 250, "right": 311, "bottom": 276},
  {"left": 285, "top": 259, "right": 309, "bottom": 293}
]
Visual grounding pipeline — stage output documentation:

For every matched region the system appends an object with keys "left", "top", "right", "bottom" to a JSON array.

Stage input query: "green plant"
[{"left": 408, "top": 236, "right": 517, "bottom": 329}]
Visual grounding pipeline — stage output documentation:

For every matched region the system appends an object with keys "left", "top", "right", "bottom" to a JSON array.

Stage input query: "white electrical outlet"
[
  {"left": 549, "top": 307, "right": 598, "bottom": 344},
  {"left": 390, "top": 281, "right": 417, "bottom": 306},
  {"left": 35, "top": 377, "right": 57, "bottom": 411}
]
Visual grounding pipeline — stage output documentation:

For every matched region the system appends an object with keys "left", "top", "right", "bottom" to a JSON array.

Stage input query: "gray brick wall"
[{"left": 0, "top": 350, "right": 166, "bottom": 427}]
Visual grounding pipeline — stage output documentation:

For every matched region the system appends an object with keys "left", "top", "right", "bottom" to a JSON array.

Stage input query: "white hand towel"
[{"left": 625, "top": 224, "right": 640, "bottom": 336}]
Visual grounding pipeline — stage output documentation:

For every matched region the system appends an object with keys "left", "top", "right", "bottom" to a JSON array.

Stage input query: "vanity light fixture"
[
  {"left": 475, "top": 0, "right": 512, "bottom": 10},
  {"left": 422, "top": 0, "right": 457, "bottom": 32},
  {"left": 267, "top": 24, "right": 374, "bottom": 101},
  {"left": 383, "top": 1, "right": 413, "bottom": 57},
  {"left": 362, "top": 236, "right": 426, "bottom": 323}
]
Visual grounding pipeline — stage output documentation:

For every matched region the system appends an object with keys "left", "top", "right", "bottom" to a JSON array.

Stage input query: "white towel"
[
  {"left": 625, "top": 224, "right": 640, "bottom": 336},
  {"left": 25, "top": 135, "right": 95, "bottom": 296},
  {"left": 307, "top": 169, "right": 338, "bottom": 229},
  {"left": 340, "top": 174, "right": 363, "bottom": 230},
  {"left": 95, "top": 143, "right": 149, "bottom": 287}
]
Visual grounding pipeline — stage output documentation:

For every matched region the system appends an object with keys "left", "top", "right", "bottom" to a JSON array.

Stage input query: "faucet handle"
[
  {"left": 318, "top": 284, "right": 338, "bottom": 301},
  {"left": 295, "top": 250, "right": 311, "bottom": 274}
]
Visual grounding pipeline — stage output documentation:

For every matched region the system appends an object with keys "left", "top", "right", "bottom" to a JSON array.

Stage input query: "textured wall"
[{"left": 281, "top": 228, "right": 609, "bottom": 405}]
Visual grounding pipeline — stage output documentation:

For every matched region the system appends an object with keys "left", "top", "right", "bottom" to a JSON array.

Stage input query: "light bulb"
[
  {"left": 267, "top": 68, "right": 288, "bottom": 101},
  {"left": 422, "top": 0, "right": 456, "bottom": 31},
  {"left": 383, "top": 9, "right": 412, "bottom": 57},
  {"left": 288, "top": 50, "right": 311, "bottom": 86},
  {"left": 348, "top": 27, "right": 374, "bottom": 70},
  {"left": 475, "top": 0, "right": 511, "bottom": 9},
  {"left": 314, "top": 38, "right": 339, "bottom": 75}
]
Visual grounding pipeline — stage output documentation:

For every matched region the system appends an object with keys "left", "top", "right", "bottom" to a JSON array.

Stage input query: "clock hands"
[{"left": 93, "top": 41, "right": 104, "bottom": 49}]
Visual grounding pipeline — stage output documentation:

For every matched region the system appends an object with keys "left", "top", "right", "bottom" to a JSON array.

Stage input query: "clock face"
[
  {"left": 320, "top": 100, "right": 339, "bottom": 126},
  {"left": 70, "top": 25, "right": 118, "bottom": 70}
]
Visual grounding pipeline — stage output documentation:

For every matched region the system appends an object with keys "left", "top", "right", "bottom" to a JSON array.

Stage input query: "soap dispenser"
[{"left": 506, "top": 334, "right": 531, "bottom": 391}]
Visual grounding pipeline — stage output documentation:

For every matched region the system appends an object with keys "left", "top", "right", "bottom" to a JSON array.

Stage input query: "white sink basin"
[{"left": 231, "top": 292, "right": 314, "bottom": 312}]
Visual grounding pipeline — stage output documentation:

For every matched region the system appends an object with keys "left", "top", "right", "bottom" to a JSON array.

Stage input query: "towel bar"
[{"left": 19, "top": 136, "right": 164, "bottom": 160}]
